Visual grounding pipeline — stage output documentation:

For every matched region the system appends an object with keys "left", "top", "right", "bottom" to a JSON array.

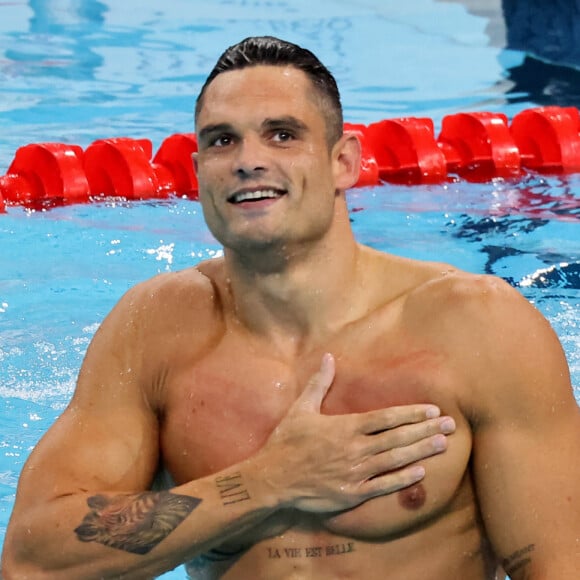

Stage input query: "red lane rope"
[{"left": 1, "top": 106, "right": 580, "bottom": 213}]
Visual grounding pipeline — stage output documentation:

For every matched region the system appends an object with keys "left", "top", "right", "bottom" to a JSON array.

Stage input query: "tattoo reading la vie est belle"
[{"left": 267, "top": 542, "right": 355, "bottom": 559}]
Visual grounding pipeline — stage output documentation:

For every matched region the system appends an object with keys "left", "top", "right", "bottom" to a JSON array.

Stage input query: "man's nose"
[{"left": 233, "top": 135, "right": 268, "bottom": 178}]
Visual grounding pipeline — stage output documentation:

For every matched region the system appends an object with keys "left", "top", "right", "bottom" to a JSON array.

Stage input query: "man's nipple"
[{"left": 398, "top": 483, "right": 426, "bottom": 510}]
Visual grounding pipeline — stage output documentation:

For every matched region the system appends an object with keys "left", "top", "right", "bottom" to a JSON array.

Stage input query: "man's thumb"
[{"left": 295, "top": 353, "right": 335, "bottom": 413}]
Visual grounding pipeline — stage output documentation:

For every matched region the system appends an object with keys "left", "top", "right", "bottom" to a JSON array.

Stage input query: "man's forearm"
[{"left": 3, "top": 465, "right": 278, "bottom": 579}]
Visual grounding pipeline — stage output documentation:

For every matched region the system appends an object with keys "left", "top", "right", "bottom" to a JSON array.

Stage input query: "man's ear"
[
  {"left": 192, "top": 152, "right": 198, "bottom": 173},
  {"left": 332, "top": 132, "right": 361, "bottom": 191}
]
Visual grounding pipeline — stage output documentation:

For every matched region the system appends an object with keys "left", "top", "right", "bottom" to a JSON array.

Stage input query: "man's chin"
[
  {"left": 226, "top": 235, "right": 286, "bottom": 254},
  {"left": 222, "top": 234, "right": 298, "bottom": 268}
]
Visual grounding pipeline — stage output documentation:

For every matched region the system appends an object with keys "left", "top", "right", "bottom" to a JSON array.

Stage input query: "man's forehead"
[
  {"left": 196, "top": 65, "right": 318, "bottom": 126},
  {"left": 205, "top": 65, "right": 310, "bottom": 97}
]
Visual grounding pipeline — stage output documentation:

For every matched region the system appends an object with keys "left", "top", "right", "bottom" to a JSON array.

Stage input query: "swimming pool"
[{"left": 0, "top": 1, "right": 578, "bottom": 578}]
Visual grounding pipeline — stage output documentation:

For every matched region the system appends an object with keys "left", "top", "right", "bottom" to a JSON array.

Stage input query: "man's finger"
[{"left": 356, "top": 404, "right": 442, "bottom": 434}]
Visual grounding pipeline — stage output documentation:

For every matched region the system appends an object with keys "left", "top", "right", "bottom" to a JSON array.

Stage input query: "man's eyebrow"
[
  {"left": 197, "top": 123, "right": 233, "bottom": 142},
  {"left": 263, "top": 116, "right": 308, "bottom": 133}
]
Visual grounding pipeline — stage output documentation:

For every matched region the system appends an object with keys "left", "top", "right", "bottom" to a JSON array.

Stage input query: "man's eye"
[
  {"left": 272, "top": 130, "right": 294, "bottom": 143},
  {"left": 211, "top": 135, "right": 233, "bottom": 147}
]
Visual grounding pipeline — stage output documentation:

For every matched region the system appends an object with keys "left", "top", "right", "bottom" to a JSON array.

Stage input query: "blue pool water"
[{"left": 0, "top": 1, "right": 579, "bottom": 578}]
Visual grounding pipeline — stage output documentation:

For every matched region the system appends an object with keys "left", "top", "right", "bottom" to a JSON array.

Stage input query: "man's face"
[{"left": 194, "top": 65, "right": 342, "bottom": 253}]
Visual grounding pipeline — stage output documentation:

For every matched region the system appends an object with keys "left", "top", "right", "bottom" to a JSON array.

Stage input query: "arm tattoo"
[
  {"left": 501, "top": 544, "right": 535, "bottom": 578},
  {"left": 74, "top": 491, "right": 201, "bottom": 555},
  {"left": 215, "top": 472, "right": 251, "bottom": 505}
]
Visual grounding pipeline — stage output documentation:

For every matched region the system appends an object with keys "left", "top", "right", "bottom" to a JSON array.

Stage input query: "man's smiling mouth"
[{"left": 228, "top": 189, "right": 287, "bottom": 204}]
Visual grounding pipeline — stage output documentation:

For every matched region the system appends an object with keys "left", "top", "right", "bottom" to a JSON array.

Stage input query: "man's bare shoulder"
[
  {"left": 396, "top": 258, "right": 573, "bottom": 412},
  {"left": 93, "top": 259, "right": 229, "bottom": 361},
  {"left": 118, "top": 258, "right": 226, "bottom": 315},
  {"left": 358, "top": 246, "right": 544, "bottom": 337},
  {"left": 398, "top": 260, "right": 551, "bottom": 354},
  {"left": 369, "top": 244, "right": 521, "bottom": 315},
  {"left": 368, "top": 247, "right": 508, "bottom": 309},
  {"left": 407, "top": 265, "right": 539, "bottom": 330}
]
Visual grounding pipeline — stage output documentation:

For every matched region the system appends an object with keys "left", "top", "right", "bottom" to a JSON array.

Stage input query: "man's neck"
[{"left": 222, "top": 218, "right": 369, "bottom": 358}]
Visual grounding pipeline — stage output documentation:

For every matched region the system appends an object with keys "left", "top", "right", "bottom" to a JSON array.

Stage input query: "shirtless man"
[{"left": 2, "top": 36, "right": 579, "bottom": 580}]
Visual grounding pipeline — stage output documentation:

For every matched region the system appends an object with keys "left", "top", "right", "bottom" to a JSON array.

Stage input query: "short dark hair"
[{"left": 195, "top": 36, "right": 344, "bottom": 146}]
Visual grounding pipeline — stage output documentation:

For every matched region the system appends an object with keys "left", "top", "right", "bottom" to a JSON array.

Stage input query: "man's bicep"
[
  {"left": 18, "top": 397, "right": 160, "bottom": 506},
  {"left": 17, "top": 290, "right": 161, "bottom": 505}
]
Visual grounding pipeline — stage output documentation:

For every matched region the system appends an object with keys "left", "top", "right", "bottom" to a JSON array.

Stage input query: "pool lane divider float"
[{"left": 2, "top": 105, "right": 580, "bottom": 213}]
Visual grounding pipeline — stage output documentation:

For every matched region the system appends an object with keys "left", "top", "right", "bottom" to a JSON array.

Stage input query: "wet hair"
[{"left": 194, "top": 36, "right": 344, "bottom": 146}]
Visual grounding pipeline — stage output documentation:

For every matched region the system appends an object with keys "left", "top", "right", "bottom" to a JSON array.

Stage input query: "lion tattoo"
[{"left": 74, "top": 491, "right": 201, "bottom": 554}]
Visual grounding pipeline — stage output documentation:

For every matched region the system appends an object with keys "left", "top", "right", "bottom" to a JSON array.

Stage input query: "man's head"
[
  {"left": 193, "top": 36, "right": 360, "bottom": 259},
  {"left": 195, "top": 36, "right": 343, "bottom": 147}
]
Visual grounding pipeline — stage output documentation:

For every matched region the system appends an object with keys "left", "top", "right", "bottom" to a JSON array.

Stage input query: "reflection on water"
[
  {"left": 444, "top": 174, "right": 579, "bottom": 293},
  {"left": 519, "top": 262, "right": 580, "bottom": 290},
  {"left": 502, "top": 0, "right": 580, "bottom": 70},
  {"left": 4, "top": 0, "right": 106, "bottom": 80},
  {"left": 500, "top": 56, "right": 580, "bottom": 110}
]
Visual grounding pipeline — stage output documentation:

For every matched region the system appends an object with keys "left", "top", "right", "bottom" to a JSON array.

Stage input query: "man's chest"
[
  {"left": 160, "top": 342, "right": 473, "bottom": 546},
  {"left": 159, "top": 325, "right": 468, "bottom": 474}
]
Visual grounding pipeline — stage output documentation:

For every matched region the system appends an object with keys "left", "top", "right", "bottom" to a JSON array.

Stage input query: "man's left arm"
[{"left": 466, "top": 278, "right": 580, "bottom": 579}]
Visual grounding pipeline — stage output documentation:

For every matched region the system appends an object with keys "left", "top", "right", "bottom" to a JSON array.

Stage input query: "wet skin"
[
  {"left": 3, "top": 63, "right": 578, "bottom": 580},
  {"left": 155, "top": 257, "right": 492, "bottom": 579}
]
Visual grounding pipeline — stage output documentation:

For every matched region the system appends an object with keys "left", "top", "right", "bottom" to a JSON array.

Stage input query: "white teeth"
[{"left": 231, "top": 189, "right": 281, "bottom": 203}]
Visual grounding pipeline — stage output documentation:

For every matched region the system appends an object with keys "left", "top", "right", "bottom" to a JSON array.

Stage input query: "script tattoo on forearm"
[
  {"left": 215, "top": 472, "right": 251, "bottom": 505},
  {"left": 501, "top": 544, "right": 535, "bottom": 578},
  {"left": 74, "top": 491, "right": 201, "bottom": 554}
]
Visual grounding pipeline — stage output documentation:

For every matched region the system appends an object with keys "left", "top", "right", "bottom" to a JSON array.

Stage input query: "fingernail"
[
  {"left": 440, "top": 417, "right": 455, "bottom": 433},
  {"left": 425, "top": 406, "right": 440, "bottom": 419},
  {"left": 321, "top": 352, "right": 333, "bottom": 369},
  {"left": 411, "top": 466, "right": 426, "bottom": 480},
  {"left": 432, "top": 434, "right": 447, "bottom": 451}
]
